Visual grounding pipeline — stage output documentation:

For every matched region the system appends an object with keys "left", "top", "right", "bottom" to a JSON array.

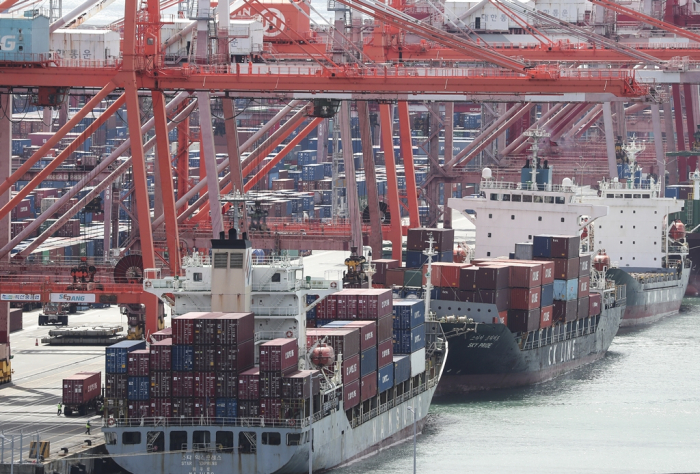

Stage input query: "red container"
[
  {"left": 423, "top": 263, "right": 469, "bottom": 288},
  {"left": 540, "top": 305, "right": 553, "bottom": 328},
  {"left": 406, "top": 227, "right": 454, "bottom": 252},
  {"left": 128, "top": 401, "right": 151, "bottom": 418},
  {"left": 194, "top": 398, "right": 217, "bottom": 418},
  {"left": 476, "top": 266, "right": 510, "bottom": 290},
  {"left": 260, "top": 371, "right": 283, "bottom": 398},
  {"left": 238, "top": 368, "right": 260, "bottom": 399},
  {"left": 307, "top": 328, "right": 360, "bottom": 358},
  {"left": 579, "top": 253, "right": 591, "bottom": 277},
  {"left": 339, "top": 353, "right": 360, "bottom": 383},
  {"left": 172, "top": 398, "right": 194, "bottom": 418},
  {"left": 193, "top": 345, "right": 216, "bottom": 372},
  {"left": 495, "top": 311, "right": 507, "bottom": 325},
  {"left": 509, "top": 263, "right": 543, "bottom": 288},
  {"left": 149, "top": 371, "right": 171, "bottom": 398},
  {"left": 346, "top": 295, "right": 359, "bottom": 319},
  {"left": 215, "top": 339, "right": 255, "bottom": 373},
  {"left": 551, "top": 236, "right": 580, "bottom": 259},
  {"left": 357, "top": 289, "right": 393, "bottom": 319},
  {"left": 589, "top": 293, "right": 602, "bottom": 316},
  {"left": 540, "top": 261, "right": 555, "bottom": 285},
  {"left": 577, "top": 297, "right": 590, "bottom": 319},
  {"left": 343, "top": 379, "right": 361, "bottom": 409},
  {"left": 317, "top": 295, "right": 337, "bottom": 320},
  {"left": 373, "top": 259, "right": 400, "bottom": 285},
  {"left": 172, "top": 312, "right": 208, "bottom": 344},
  {"left": 149, "top": 339, "right": 172, "bottom": 371},
  {"left": 151, "top": 327, "right": 172, "bottom": 342},
  {"left": 172, "top": 372, "right": 194, "bottom": 397},
  {"left": 475, "top": 288, "right": 510, "bottom": 311},
  {"left": 377, "top": 339, "right": 393, "bottom": 369},
  {"left": 105, "top": 373, "right": 128, "bottom": 399},
  {"left": 377, "top": 314, "right": 393, "bottom": 343},
  {"left": 553, "top": 300, "right": 578, "bottom": 322},
  {"left": 216, "top": 312, "right": 255, "bottom": 345},
  {"left": 507, "top": 308, "right": 541, "bottom": 333},
  {"left": 343, "top": 321, "right": 376, "bottom": 352},
  {"left": 552, "top": 258, "right": 579, "bottom": 280},
  {"left": 335, "top": 293, "right": 351, "bottom": 319},
  {"left": 459, "top": 267, "right": 479, "bottom": 290},
  {"left": 385, "top": 269, "right": 406, "bottom": 287},
  {"left": 238, "top": 400, "right": 260, "bottom": 418},
  {"left": 509, "top": 287, "right": 541, "bottom": 310},
  {"left": 578, "top": 276, "right": 590, "bottom": 298},
  {"left": 127, "top": 350, "right": 150, "bottom": 376},
  {"left": 259, "top": 338, "right": 298, "bottom": 373},
  {"left": 260, "top": 398, "right": 282, "bottom": 420},
  {"left": 361, "top": 372, "right": 377, "bottom": 401},
  {"left": 282, "top": 370, "right": 321, "bottom": 399},
  {"left": 193, "top": 314, "right": 218, "bottom": 345},
  {"left": 62, "top": 372, "right": 101, "bottom": 405},
  {"left": 193, "top": 372, "right": 216, "bottom": 398},
  {"left": 457, "top": 290, "right": 476, "bottom": 302},
  {"left": 0, "top": 311, "right": 7, "bottom": 343},
  {"left": 150, "top": 398, "right": 172, "bottom": 418}
]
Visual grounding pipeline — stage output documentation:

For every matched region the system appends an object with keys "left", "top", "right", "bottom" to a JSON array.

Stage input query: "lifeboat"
[
  {"left": 593, "top": 249, "right": 610, "bottom": 271},
  {"left": 310, "top": 343, "right": 335, "bottom": 367},
  {"left": 669, "top": 220, "right": 686, "bottom": 241},
  {"left": 453, "top": 248, "right": 468, "bottom": 263}
]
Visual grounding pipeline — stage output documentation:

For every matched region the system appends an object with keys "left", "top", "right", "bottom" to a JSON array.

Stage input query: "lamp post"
[{"left": 407, "top": 406, "right": 416, "bottom": 474}]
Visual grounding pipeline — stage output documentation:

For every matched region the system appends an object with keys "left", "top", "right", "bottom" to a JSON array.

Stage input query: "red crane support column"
[
  {"left": 223, "top": 99, "right": 244, "bottom": 194},
  {"left": 672, "top": 84, "right": 687, "bottom": 180},
  {"left": 684, "top": 83, "right": 697, "bottom": 171},
  {"left": 359, "top": 101, "right": 383, "bottom": 258},
  {"left": 0, "top": 91, "right": 10, "bottom": 337},
  {"left": 398, "top": 101, "right": 420, "bottom": 229},
  {"left": 443, "top": 102, "right": 454, "bottom": 230},
  {"left": 153, "top": 91, "right": 182, "bottom": 276},
  {"left": 176, "top": 102, "right": 191, "bottom": 208},
  {"left": 340, "top": 101, "right": 363, "bottom": 254},
  {"left": 380, "top": 104, "right": 403, "bottom": 260}
]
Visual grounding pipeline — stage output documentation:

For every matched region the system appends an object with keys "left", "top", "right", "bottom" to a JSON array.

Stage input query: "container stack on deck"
[{"left": 105, "top": 340, "right": 146, "bottom": 417}]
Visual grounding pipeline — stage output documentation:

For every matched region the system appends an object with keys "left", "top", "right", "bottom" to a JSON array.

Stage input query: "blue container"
[
  {"left": 321, "top": 190, "right": 333, "bottom": 205},
  {"left": 106, "top": 340, "right": 146, "bottom": 374},
  {"left": 302, "top": 195, "right": 314, "bottom": 211},
  {"left": 393, "top": 355, "right": 411, "bottom": 384},
  {"left": 392, "top": 299, "right": 425, "bottom": 330},
  {"left": 553, "top": 279, "right": 578, "bottom": 301},
  {"left": 323, "top": 163, "right": 333, "bottom": 177},
  {"left": 215, "top": 398, "right": 238, "bottom": 418},
  {"left": 297, "top": 150, "right": 318, "bottom": 166},
  {"left": 405, "top": 250, "right": 426, "bottom": 268},
  {"left": 532, "top": 235, "right": 553, "bottom": 258},
  {"left": 360, "top": 347, "right": 377, "bottom": 377},
  {"left": 322, "top": 321, "right": 349, "bottom": 328},
  {"left": 80, "top": 212, "right": 93, "bottom": 225},
  {"left": 541, "top": 283, "right": 554, "bottom": 307},
  {"left": 172, "top": 345, "right": 194, "bottom": 371},
  {"left": 302, "top": 164, "right": 325, "bottom": 181},
  {"left": 436, "top": 250, "right": 453, "bottom": 263},
  {"left": 127, "top": 376, "right": 150, "bottom": 401},
  {"left": 393, "top": 325, "right": 426, "bottom": 354},
  {"left": 378, "top": 363, "right": 394, "bottom": 393}
]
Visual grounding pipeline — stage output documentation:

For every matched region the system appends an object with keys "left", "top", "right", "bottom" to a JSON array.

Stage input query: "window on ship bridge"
[
  {"left": 262, "top": 432, "right": 281, "bottom": 445},
  {"left": 512, "top": 195, "right": 522, "bottom": 202},
  {"left": 122, "top": 432, "right": 141, "bottom": 445},
  {"left": 523, "top": 195, "right": 533, "bottom": 203}
]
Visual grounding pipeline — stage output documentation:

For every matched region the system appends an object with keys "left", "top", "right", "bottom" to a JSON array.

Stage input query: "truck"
[
  {"left": 62, "top": 372, "right": 102, "bottom": 416},
  {"left": 0, "top": 343, "right": 11, "bottom": 384},
  {"left": 38, "top": 302, "right": 75, "bottom": 326}
]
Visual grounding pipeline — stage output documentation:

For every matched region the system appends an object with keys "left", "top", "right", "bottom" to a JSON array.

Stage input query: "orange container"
[{"left": 422, "top": 262, "right": 470, "bottom": 288}]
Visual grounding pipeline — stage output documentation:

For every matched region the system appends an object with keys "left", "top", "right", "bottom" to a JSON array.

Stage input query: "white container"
[
  {"left": 51, "top": 29, "right": 120, "bottom": 61},
  {"left": 229, "top": 20, "right": 263, "bottom": 55},
  {"left": 410, "top": 348, "right": 426, "bottom": 377}
]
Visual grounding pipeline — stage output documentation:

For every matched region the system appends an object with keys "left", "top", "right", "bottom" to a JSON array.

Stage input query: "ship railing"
[
  {"left": 478, "top": 180, "right": 578, "bottom": 193},
  {"left": 106, "top": 416, "right": 313, "bottom": 429},
  {"left": 250, "top": 306, "right": 301, "bottom": 317}
]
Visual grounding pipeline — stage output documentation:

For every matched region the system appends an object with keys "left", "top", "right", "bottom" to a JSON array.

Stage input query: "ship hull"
[
  {"left": 607, "top": 266, "right": 690, "bottom": 327},
  {"left": 103, "top": 383, "right": 436, "bottom": 474},
  {"left": 684, "top": 232, "right": 700, "bottom": 297},
  {"left": 436, "top": 304, "right": 623, "bottom": 395}
]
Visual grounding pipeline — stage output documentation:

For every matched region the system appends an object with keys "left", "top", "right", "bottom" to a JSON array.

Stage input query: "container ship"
[
  {"left": 100, "top": 229, "right": 446, "bottom": 474},
  {"left": 447, "top": 139, "right": 690, "bottom": 328}
]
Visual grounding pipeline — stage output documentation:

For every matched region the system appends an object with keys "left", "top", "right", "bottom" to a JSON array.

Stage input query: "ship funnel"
[{"left": 482, "top": 167, "right": 492, "bottom": 180}]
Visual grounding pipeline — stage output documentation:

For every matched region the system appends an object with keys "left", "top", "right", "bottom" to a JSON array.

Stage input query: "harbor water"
[{"left": 334, "top": 301, "right": 700, "bottom": 474}]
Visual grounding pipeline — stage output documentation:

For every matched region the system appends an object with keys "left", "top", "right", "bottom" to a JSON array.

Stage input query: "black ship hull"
[
  {"left": 436, "top": 301, "right": 624, "bottom": 394},
  {"left": 685, "top": 232, "right": 700, "bottom": 297}
]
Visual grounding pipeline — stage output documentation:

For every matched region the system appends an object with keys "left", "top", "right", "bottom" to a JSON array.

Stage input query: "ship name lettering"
[
  {"left": 548, "top": 340, "right": 576, "bottom": 366},
  {"left": 285, "top": 350, "right": 295, "bottom": 359},
  {"left": 365, "top": 332, "right": 373, "bottom": 341}
]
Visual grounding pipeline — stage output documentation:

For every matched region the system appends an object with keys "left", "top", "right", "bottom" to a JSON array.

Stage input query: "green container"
[
  {"left": 79, "top": 243, "right": 87, "bottom": 256},
  {"left": 403, "top": 269, "right": 422, "bottom": 287}
]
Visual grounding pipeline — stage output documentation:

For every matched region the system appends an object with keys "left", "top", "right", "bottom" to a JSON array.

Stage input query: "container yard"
[{"left": 2, "top": 0, "right": 700, "bottom": 472}]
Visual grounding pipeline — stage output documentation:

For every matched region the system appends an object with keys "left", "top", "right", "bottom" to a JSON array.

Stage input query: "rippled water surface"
[{"left": 334, "top": 301, "right": 700, "bottom": 474}]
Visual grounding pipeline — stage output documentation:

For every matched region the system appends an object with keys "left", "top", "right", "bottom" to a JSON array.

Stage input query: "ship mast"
[
  {"left": 423, "top": 234, "right": 437, "bottom": 321},
  {"left": 523, "top": 128, "right": 550, "bottom": 190},
  {"left": 622, "top": 136, "right": 646, "bottom": 188}
]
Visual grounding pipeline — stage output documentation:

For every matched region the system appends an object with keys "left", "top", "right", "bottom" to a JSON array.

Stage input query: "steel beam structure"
[
  {"left": 358, "top": 101, "right": 383, "bottom": 258},
  {"left": 602, "top": 102, "right": 618, "bottom": 179},
  {"left": 651, "top": 103, "right": 666, "bottom": 196},
  {"left": 501, "top": 103, "right": 564, "bottom": 156},
  {"left": 398, "top": 101, "right": 421, "bottom": 229},
  {"left": 380, "top": 104, "right": 403, "bottom": 261},
  {"left": 340, "top": 101, "right": 363, "bottom": 254},
  {"left": 0, "top": 91, "right": 10, "bottom": 335}
]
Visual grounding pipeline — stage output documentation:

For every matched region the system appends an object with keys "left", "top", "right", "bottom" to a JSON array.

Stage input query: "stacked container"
[
  {"left": 259, "top": 338, "right": 299, "bottom": 421},
  {"left": 405, "top": 228, "right": 455, "bottom": 267},
  {"left": 213, "top": 313, "right": 255, "bottom": 420},
  {"left": 149, "top": 338, "right": 172, "bottom": 417},
  {"left": 105, "top": 340, "right": 145, "bottom": 418},
  {"left": 392, "top": 299, "right": 426, "bottom": 377},
  {"left": 127, "top": 349, "right": 150, "bottom": 417}
]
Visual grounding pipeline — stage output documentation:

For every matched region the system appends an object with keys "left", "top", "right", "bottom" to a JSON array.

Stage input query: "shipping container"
[
  {"left": 357, "top": 289, "right": 393, "bottom": 319},
  {"left": 541, "top": 283, "right": 554, "bottom": 307},
  {"left": 372, "top": 259, "right": 400, "bottom": 285},
  {"left": 62, "top": 372, "right": 101, "bottom": 407},
  {"left": 507, "top": 308, "right": 541, "bottom": 332},
  {"left": 343, "top": 321, "right": 377, "bottom": 352},
  {"left": 259, "top": 338, "right": 298, "bottom": 373},
  {"left": 514, "top": 242, "right": 534, "bottom": 260},
  {"left": 361, "top": 372, "right": 378, "bottom": 401},
  {"left": 393, "top": 355, "right": 410, "bottom": 385},
  {"left": 377, "top": 339, "right": 393, "bottom": 369},
  {"left": 475, "top": 288, "right": 510, "bottom": 311},
  {"left": 172, "top": 312, "right": 208, "bottom": 344},
  {"left": 149, "top": 371, "right": 171, "bottom": 398},
  {"left": 343, "top": 379, "right": 361, "bottom": 410},
  {"left": 215, "top": 398, "right": 238, "bottom": 419},
  {"left": 105, "top": 373, "right": 127, "bottom": 399},
  {"left": 510, "top": 287, "right": 541, "bottom": 310},
  {"left": 260, "top": 371, "right": 283, "bottom": 398},
  {"left": 360, "top": 347, "right": 377, "bottom": 377},
  {"left": 509, "top": 263, "right": 543, "bottom": 288},
  {"left": 578, "top": 276, "right": 590, "bottom": 298},
  {"left": 577, "top": 297, "right": 590, "bottom": 319},
  {"left": 341, "top": 353, "right": 360, "bottom": 383},
  {"left": 540, "top": 305, "right": 553, "bottom": 328},
  {"left": 193, "top": 372, "right": 216, "bottom": 398},
  {"left": 378, "top": 363, "right": 394, "bottom": 393},
  {"left": 476, "top": 266, "right": 510, "bottom": 289},
  {"left": 392, "top": 299, "right": 425, "bottom": 330},
  {"left": 214, "top": 339, "right": 255, "bottom": 373},
  {"left": 553, "top": 278, "right": 578, "bottom": 301},
  {"left": 422, "top": 262, "right": 468, "bottom": 288},
  {"left": 551, "top": 236, "right": 580, "bottom": 259},
  {"left": 127, "top": 401, "right": 151, "bottom": 418},
  {"left": 376, "top": 313, "right": 393, "bottom": 343},
  {"left": 406, "top": 227, "right": 454, "bottom": 252},
  {"left": 172, "top": 345, "right": 194, "bottom": 371},
  {"left": 149, "top": 338, "right": 172, "bottom": 371},
  {"left": 127, "top": 350, "right": 150, "bottom": 376},
  {"left": 215, "top": 312, "right": 255, "bottom": 345},
  {"left": 259, "top": 398, "right": 282, "bottom": 421},
  {"left": 579, "top": 253, "right": 591, "bottom": 277},
  {"left": 150, "top": 398, "right": 172, "bottom": 418},
  {"left": 532, "top": 235, "right": 553, "bottom": 257},
  {"left": 410, "top": 348, "right": 426, "bottom": 377},
  {"left": 385, "top": 268, "right": 406, "bottom": 287},
  {"left": 553, "top": 299, "right": 578, "bottom": 322},
  {"left": 172, "top": 398, "right": 194, "bottom": 418},
  {"left": 193, "top": 345, "right": 216, "bottom": 371},
  {"left": 171, "top": 372, "right": 194, "bottom": 397},
  {"left": 238, "top": 400, "right": 260, "bottom": 418},
  {"left": 589, "top": 293, "right": 602, "bottom": 316},
  {"left": 459, "top": 266, "right": 479, "bottom": 290},
  {"left": 393, "top": 325, "right": 426, "bottom": 354},
  {"left": 238, "top": 368, "right": 260, "bottom": 399},
  {"left": 127, "top": 376, "right": 150, "bottom": 401},
  {"left": 106, "top": 340, "right": 146, "bottom": 374},
  {"left": 282, "top": 370, "right": 320, "bottom": 399},
  {"left": 551, "top": 257, "right": 580, "bottom": 280},
  {"left": 193, "top": 398, "right": 216, "bottom": 418},
  {"left": 306, "top": 328, "right": 360, "bottom": 358}
]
